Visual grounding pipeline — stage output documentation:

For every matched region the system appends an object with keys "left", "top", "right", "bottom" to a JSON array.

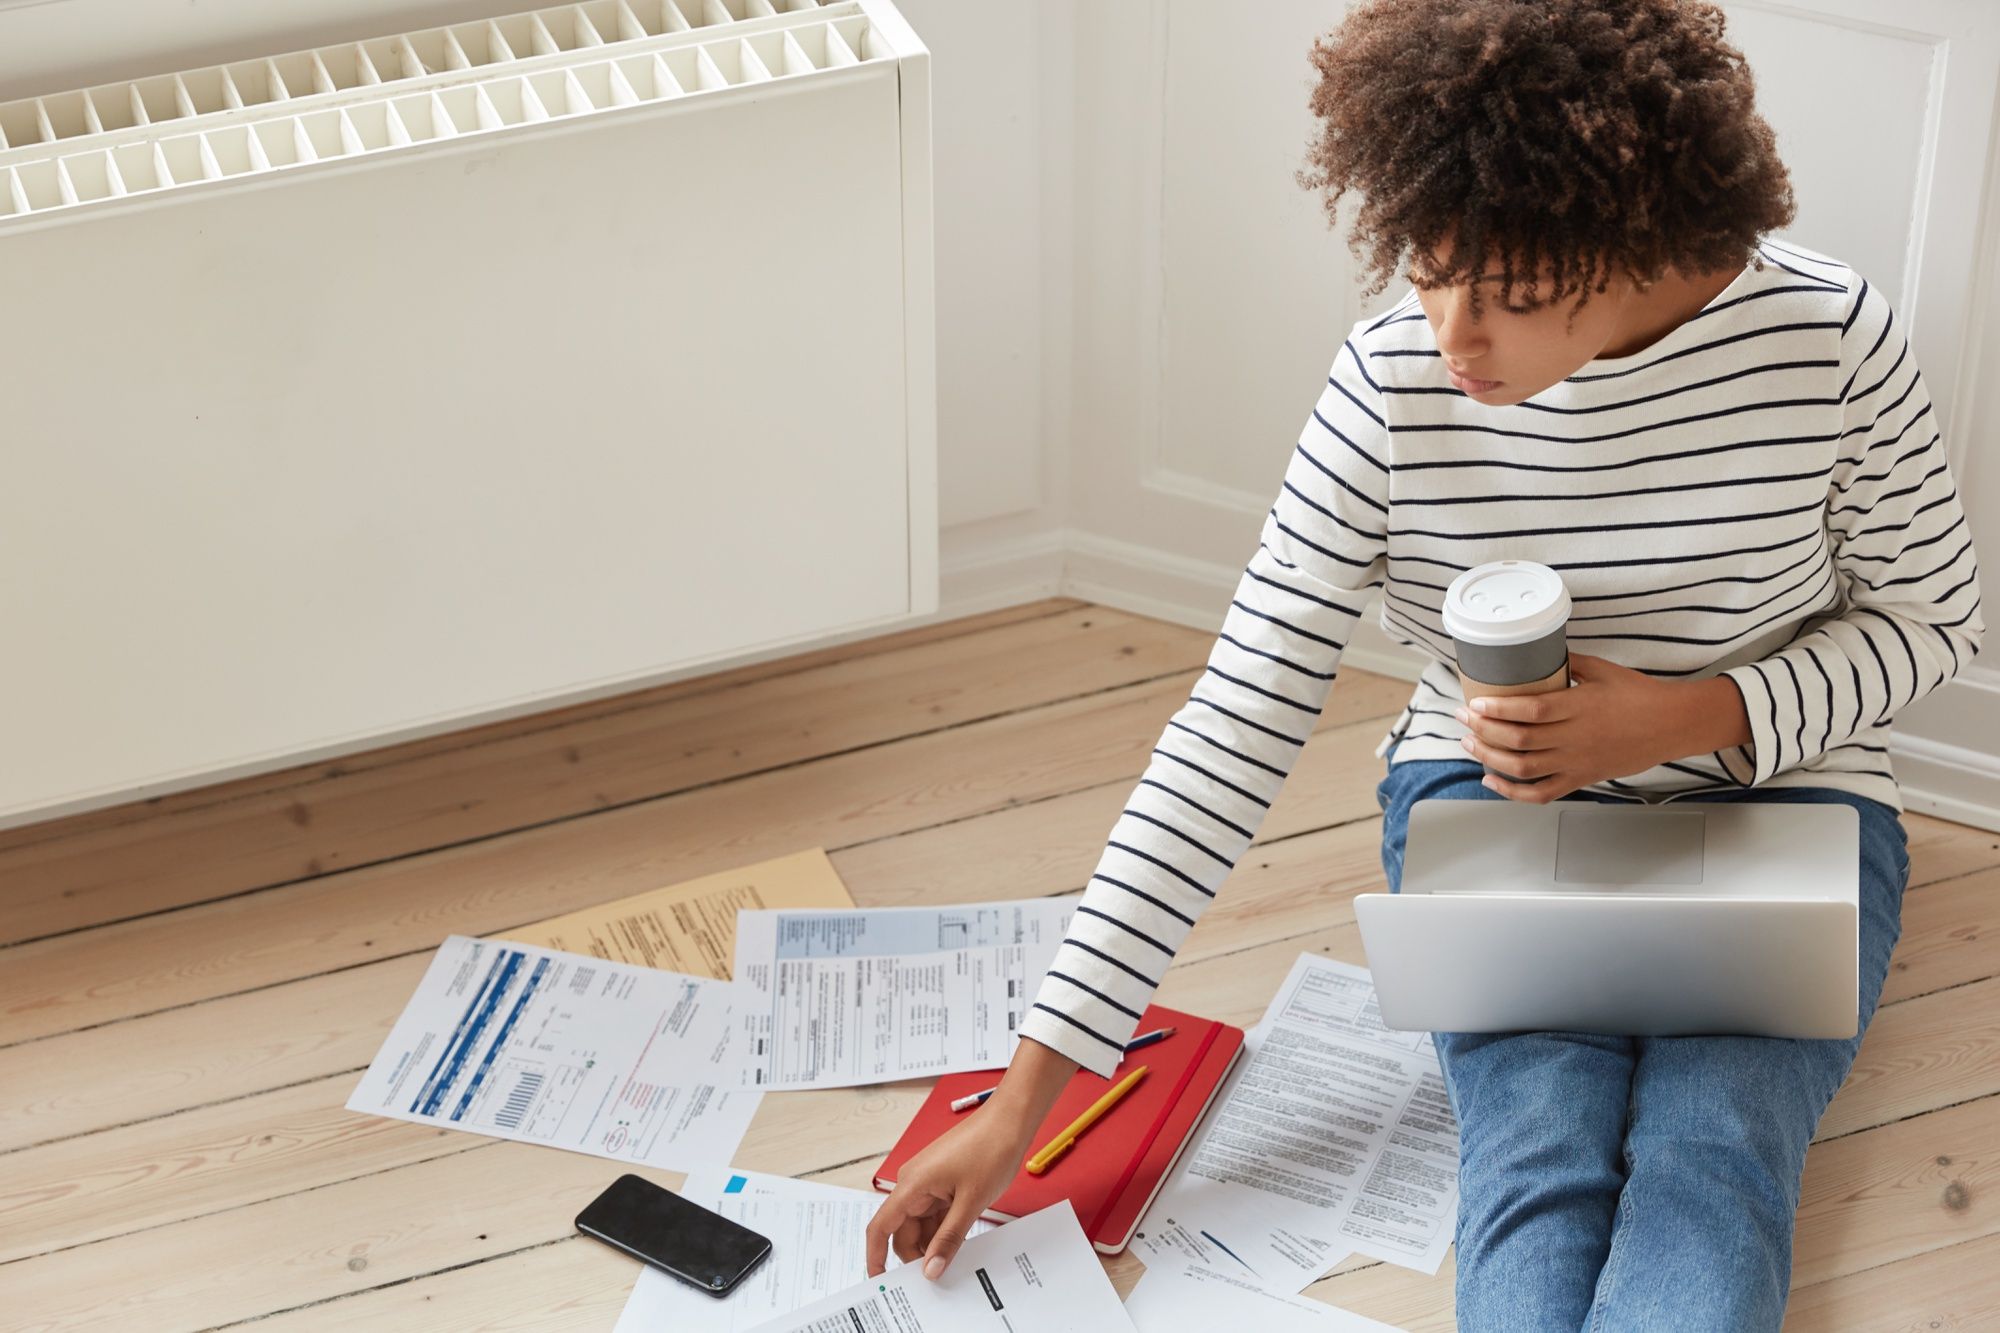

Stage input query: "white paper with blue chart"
[
  {"left": 347, "top": 934, "right": 759, "bottom": 1170},
  {"left": 730, "top": 898, "right": 1078, "bottom": 1090}
]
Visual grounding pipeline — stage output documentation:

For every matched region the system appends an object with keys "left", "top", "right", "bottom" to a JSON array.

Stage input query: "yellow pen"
[{"left": 1024, "top": 1065, "right": 1150, "bottom": 1175}]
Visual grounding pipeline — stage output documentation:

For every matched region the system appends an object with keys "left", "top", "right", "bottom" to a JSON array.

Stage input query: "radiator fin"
[
  {"left": 0, "top": 0, "right": 841, "bottom": 161},
  {"left": 0, "top": 11, "right": 879, "bottom": 222}
]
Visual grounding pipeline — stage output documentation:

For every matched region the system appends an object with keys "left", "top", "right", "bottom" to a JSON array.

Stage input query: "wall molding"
[
  {"left": 1061, "top": 527, "right": 1234, "bottom": 631},
  {"left": 937, "top": 524, "right": 1067, "bottom": 618},
  {"left": 1891, "top": 731, "right": 2000, "bottom": 833},
  {"left": 1139, "top": 465, "right": 1267, "bottom": 520},
  {"left": 1952, "top": 663, "right": 2000, "bottom": 696}
]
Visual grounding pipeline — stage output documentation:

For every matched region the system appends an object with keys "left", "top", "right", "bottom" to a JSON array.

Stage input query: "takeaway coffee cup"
[{"left": 1443, "top": 561, "right": 1572, "bottom": 779}]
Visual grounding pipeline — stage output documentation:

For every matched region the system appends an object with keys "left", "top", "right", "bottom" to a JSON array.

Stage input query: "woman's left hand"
[{"left": 1455, "top": 654, "right": 1747, "bottom": 802}]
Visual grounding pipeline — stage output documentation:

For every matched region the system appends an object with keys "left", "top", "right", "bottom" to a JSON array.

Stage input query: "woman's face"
[{"left": 1411, "top": 235, "right": 1637, "bottom": 407}]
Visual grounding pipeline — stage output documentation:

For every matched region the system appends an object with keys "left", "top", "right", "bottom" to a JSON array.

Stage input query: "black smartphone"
[{"left": 574, "top": 1174, "right": 773, "bottom": 1297}]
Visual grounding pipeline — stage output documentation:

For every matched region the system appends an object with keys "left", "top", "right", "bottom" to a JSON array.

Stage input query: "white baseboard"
[
  {"left": 937, "top": 526, "right": 1067, "bottom": 619},
  {"left": 1890, "top": 731, "right": 2000, "bottom": 833},
  {"left": 1061, "top": 530, "right": 1230, "bottom": 632}
]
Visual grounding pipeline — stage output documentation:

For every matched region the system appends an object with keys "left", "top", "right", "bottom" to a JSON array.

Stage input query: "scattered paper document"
[
  {"left": 1125, "top": 1258, "right": 1404, "bottom": 1331},
  {"left": 1129, "top": 1212, "right": 1258, "bottom": 1275},
  {"left": 1145, "top": 955, "right": 1459, "bottom": 1281},
  {"left": 743, "top": 1201, "right": 1133, "bottom": 1333},
  {"left": 731, "top": 898, "right": 1077, "bottom": 1090},
  {"left": 1129, "top": 1174, "right": 1345, "bottom": 1289},
  {"left": 1130, "top": 1061, "right": 1349, "bottom": 1290},
  {"left": 348, "top": 934, "right": 757, "bottom": 1171},
  {"left": 613, "top": 1168, "right": 992, "bottom": 1332},
  {"left": 500, "top": 848, "right": 854, "bottom": 977}
]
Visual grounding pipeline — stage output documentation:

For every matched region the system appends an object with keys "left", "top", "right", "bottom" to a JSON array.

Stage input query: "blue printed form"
[{"left": 347, "top": 934, "right": 760, "bottom": 1171}]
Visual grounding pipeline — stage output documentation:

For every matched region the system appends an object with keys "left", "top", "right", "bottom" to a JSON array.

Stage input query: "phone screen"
[{"left": 575, "top": 1174, "right": 773, "bottom": 1297}]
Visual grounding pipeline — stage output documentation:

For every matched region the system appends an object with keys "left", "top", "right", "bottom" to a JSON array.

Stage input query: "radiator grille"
[
  {"left": 0, "top": 0, "right": 837, "bottom": 157},
  {"left": 0, "top": 9, "right": 883, "bottom": 222}
]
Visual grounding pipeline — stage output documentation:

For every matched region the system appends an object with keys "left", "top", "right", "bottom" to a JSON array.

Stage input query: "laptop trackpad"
[{"left": 1555, "top": 808, "right": 1706, "bottom": 885}]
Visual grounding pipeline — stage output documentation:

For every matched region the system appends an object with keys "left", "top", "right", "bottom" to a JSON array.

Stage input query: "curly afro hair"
[{"left": 1297, "top": 0, "right": 1797, "bottom": 325}]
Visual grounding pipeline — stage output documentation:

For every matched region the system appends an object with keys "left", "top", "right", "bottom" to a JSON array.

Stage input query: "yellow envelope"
[{"left": 497, "top": 847, "right": 853, "bottom": 980}]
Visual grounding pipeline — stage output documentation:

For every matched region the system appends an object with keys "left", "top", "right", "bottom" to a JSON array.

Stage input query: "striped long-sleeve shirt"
[{"left": 1018, "top": 238, "right": 1984, "bottom": 1078}]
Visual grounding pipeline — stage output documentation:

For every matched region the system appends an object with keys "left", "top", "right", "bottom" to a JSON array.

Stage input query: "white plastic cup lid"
[{"left": 1443, "top": 560, "right": 1571, "bottom": 646}]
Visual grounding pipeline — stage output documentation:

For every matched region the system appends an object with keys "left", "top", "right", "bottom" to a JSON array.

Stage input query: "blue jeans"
[{"left": 1374, "top": 746, "right": 1911, "bottom": 1332}]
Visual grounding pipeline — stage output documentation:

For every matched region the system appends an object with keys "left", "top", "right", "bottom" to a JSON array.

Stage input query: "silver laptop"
[{"left": 1354, "top": 799, "right": 1859, "bottom": 1039}]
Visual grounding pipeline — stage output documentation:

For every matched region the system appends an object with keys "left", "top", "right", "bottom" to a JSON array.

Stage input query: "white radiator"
[{"left": 0, "top": 0, "right": 935, "bottom": 827}]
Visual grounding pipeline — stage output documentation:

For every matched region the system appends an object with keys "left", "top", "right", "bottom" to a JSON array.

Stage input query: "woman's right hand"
[
  {"left": 863, "top": 1106, "right": 1036, "bottom": 1279},
  {"left": 864, "top": 1037, "right": 1079, "bottom": 1280}
]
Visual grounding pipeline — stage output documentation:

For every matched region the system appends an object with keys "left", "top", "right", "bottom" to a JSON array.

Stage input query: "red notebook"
[{"left": 872, "top": 1005, "right": 1245, "bottom": 1254}]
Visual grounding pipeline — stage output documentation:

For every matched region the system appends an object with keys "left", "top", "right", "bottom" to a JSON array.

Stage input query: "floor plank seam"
[
  {"left": 0, "top": 603, "right": 1090, "bottom": 862},
  {"left": 1899, "top": 859, "right": 2000, "bottom": 895},
  {"left": 801, "top": 1150, "right": 896, "bottom": 1180},
  {"left": 1246, "top": 810, "right": 1388, "bottom": 856},
  {"left": 0, "top": 1139, "right": 496, "bottom": 1270},
  {"left": 1787, "top": 1227, "right": 1997, "bottom": 1293},
  {"left": 0, "top": 1067, "right": 371, "bottom": 1160},
  {"left": 1813, "top": 1086, "right": 1998, "bottom": 1146},
  {"left": 202, "top": 1233, "right": 581, "bottom": 1330},
  {"left": 1881, "top": 969, "right": 2000, "bottom": 1008},
  {"left": 0, "top": 948, "right": 412, "bottom": 1053},
  {"left": 1179, "top": 920, "right": 1368, "bottom": 970},
  {"left": 823, "top": 714, "right": 1404, "bottom": 858},
  {"left": 1869, "top": 970, "right": 1998, "bottom": 1011},
  {"left": 0, "top": 663, "right": 1213, "bottom": 954}
]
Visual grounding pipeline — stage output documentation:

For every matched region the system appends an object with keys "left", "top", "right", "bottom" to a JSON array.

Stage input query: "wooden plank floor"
[{"left": 2, "top": 597, "right": 1995, "bottom": 1330}]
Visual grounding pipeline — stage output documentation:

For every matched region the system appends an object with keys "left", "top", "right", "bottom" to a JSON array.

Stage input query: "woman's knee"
[
  {"left": 1441, "top": 1030, "right": 1636, "bottom": 1151},
  {"left": 1629, "top": 1035, "right": 1842, "bottom": 1186},
  {"left": 1443, "top": 1031, "right": 1634, "bottom": 1296}
]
